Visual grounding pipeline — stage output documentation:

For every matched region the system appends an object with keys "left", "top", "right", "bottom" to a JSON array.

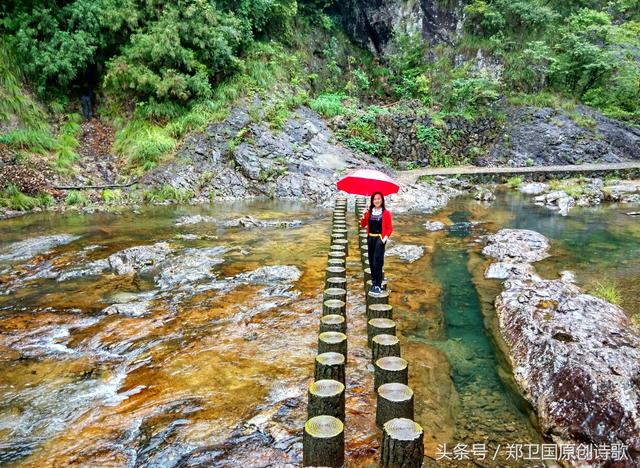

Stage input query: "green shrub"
[
  {"left": 65, "top": 190, "right": 89, "bottom": 206},
  {"left": 310, "top": 93, "right": 346, "bottom": 117},
  {"left": 590, "top": 280, "right": 622, "bottom": 305},
  {"left": 0, "top": 184, "right": 42, "bottom": 210},
  {"left": 143, "top": 184, "right": 195, "bottom": 203},
  {"left": 506, "top": 176, "right": 523, "bottom": 188}
]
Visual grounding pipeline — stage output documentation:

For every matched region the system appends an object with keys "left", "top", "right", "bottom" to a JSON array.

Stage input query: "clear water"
[{"left": 0, "top": 190, "right": 638, "bottom": 466}]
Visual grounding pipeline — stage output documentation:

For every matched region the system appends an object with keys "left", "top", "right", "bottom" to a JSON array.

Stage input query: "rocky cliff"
[{"left": 332, "top": 0, "right": 465, "bottom": 55}]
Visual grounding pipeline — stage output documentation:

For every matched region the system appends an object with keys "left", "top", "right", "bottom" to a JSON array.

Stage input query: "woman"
[{"left": 359, "top": 191, "right": 393, "bottom": 294}]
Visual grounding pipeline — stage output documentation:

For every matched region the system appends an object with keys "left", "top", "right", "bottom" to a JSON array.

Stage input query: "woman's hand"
[{"left": 382, "top": 236, "right": 388, "bottom": 244}]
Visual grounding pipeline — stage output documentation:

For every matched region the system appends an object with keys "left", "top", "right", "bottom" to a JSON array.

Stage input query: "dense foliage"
[
  {"left": 0, "top": 0, "right": 638, "bottom": 190},
  {"left": 463, "top": 0, "right": 640, "bottom": 121},
  {"left": 0, "top": 0, "right": 299, "bottom": 101}
]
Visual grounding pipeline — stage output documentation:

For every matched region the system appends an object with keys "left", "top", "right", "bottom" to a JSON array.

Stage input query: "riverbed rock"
[
  {"left": 483, "top": 227, "right": 640, "bottom": 463},
  {"left": 155, "top": 246, "right": 226, "bottom": 290},
  {"left": 0, "top": 234, "right": 80, "bottom": 263},
  {"left": 234, "top": 265, "right": 301, "bottom": 285},
  {"left": 603, "top": 183, "right": 639, "bottom": 201},
  {"left": 482, "top": 229, "right": 550, "bottom": 263},
  {"left": 484, "top": 262, "right": 536, "bottom": 280},
  {"left": 103, "top": 292, "right": 157, "bottom": 317},
  {"left": 424, "top": 220, "right": 447, "bottom": 231},
  {"left": 519, "top": 182, "right": 548, "bottom": 196},
  {"left": 495, "top": 274, "right": 640, "bottom": 460},
  {"left": 388, "top": 181, "right": 461, "bottom": 214},
  {"left": 474, "top": 188, "right": 495, "bottom": 202},
  {"left": 107, "top": 242, "right": 173, "bottom": 275},
  {"left": 56, "top": 259, "right": 110, "bottom": 282},
  {"left": 385, "top": 243, "right": 424, "bottom": 263},
  {"left": 534, "top": 190, "right": 576, "bottom": 216},
  {"left": 175, "top": 214, "right": 304, "bottom": 229}
]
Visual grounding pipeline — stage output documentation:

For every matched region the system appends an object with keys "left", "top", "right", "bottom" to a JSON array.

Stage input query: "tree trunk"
[
  {"left": 328, "top": 251, "right": 346, "bottom": 262},
  {"left": 380, "top": 418, "right": 424, "bottom": 468},
  {"left": 376, "top": 383, "right": 414, "bottom": 428},
  {"left": 367, "top": 318, "right": 396, "bottom": 347},
  {"left": 323, "top": 299, "right": 346, "bottom": 316},
  {"left": 372, "top": 334, "right": 400, "bottom": 363},
  {"left": 323, "top": 287, "right": 347, "bottom": 303},
  {"left": 365, "top": 279, "right": 388, "bottom": 292},
  {"left": 308, "top": 379, "right": 345, "bottom": 421},
  {"left": 315, "top": 352, "right": 345, "bottom": 384},
  {"left": 367, "top": 303, "right": 393, "bottom": 320},
  {"left": 325, "top": 276, "right": 347, "bottom": 291},
  {"left": 318, "top": 331, "right": 347, "bottom": 357},
  {"left": 320, "top": 314, "right": 346, "bottom": 334},
  {"left": 303, "top": 415, "right": 345, "bottom": 467},
  {"left": 325, "top": 266, "right": 346, "bottom": 280},
  {"left": 364, "top": 267, "right": 372, "bottom": 284},
  {"left": 374, "top": 356, "right": 408, "bottom": 391},
  {"left": 366, "top": 289, "right": 389, "bottom": 307}
]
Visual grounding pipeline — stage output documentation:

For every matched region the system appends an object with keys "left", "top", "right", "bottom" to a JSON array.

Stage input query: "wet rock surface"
[
  {"left": 141, "top": 105, "right": 385, "bottom": 205},
  {"left": 0, "top": 234, "right": 80, "bottom": 263},
  {"left": 388, "top": 176, "right": 467, "bottom": 213},
  {"left": 385, "top": 242, "right": 424, "bottom": 263},
  {"left": 483, "top": 228, "right": 640, "bottom": 464},
  {"left": 176, "top": 214, "right": 304, "bottom": 229},
  {"left": 516, "top": 177, "right": 640, "bottom": 215},
  {"left": 107, "top": 242, "right": 172, "bottom": 275},
  {"left": 484, "top": 106, "right": 640, "bottom": 167},
  {"left": 482, "top": 229, "right": 550, "bottom": 263}
]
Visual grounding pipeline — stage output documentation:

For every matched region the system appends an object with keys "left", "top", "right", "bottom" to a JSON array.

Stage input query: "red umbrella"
[{"left": 336, "top": 168, "right": 400, "bottom": 196}]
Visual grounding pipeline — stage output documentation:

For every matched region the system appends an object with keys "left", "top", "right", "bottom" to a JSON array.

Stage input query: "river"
[{"left": 1, "top": 191, "right": 638, "bottom": 466}]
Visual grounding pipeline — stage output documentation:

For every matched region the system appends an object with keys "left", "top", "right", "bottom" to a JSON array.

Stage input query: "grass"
[
  {"left": 548, "top": 178, "right": 587, "bottom": 198},
  {"left": 0, "top": 184, "right": 53, "bottom": 211},
  {"left": 143, "top": 184, "right": 195, "bottom": 203},
  {"left": 55, "top": 113, "right": 82, "bottom": 173},
  {"left": 0, "top": 129, "right": 57, "bottom": 154},
  {"left": 507, "top": 91, "right": 578, "bottom": 111},
  {"left": 101, "top": 189, "right": 124, "bottom": 204},
  {"left": 569, "top": 111, "right": 597, "bottom": 130},
  {"left": 0, "top": 40, "right": 49, "bottom": 132},
  {"left": 113, "top": 120, "right": 177, "bottom": 173},
  {"left": 310, "top": 93, "right": 347, "bottom": 117},
  {"left": 590, "top": 280, "right": 622, "bottom": 305},
  {"left": 65, "top": 190, "right": 89, "bottom": 206},
  {"left": 506, "top": 176, "right": 523, "bottom": 189}
]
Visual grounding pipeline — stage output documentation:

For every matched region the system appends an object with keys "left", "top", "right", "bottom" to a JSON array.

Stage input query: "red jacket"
[{"left": 360, "top": 208, "right": 393, "bottom": 239}]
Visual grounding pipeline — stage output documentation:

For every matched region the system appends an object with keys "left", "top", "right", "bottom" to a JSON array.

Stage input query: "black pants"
[{"left": 367, "top": 235, "right": 385, "bottom": 287}]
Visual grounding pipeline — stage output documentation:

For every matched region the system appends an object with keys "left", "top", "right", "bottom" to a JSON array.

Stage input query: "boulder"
[
  {"left": 496, "top": 275, "right": 640, "bottom": 459},
  {"left": 482, "top": 229, "right": 550, "bottom": 263},
  {"left": 385, "top": 243, "right": 424, "bottom": 263},
  {"left": 107, "top": 242, "right": 172, "bottom": 275},
  {"left": 483, "top": 228, "right": 640, "bottom": 463},
  {"left": 519, "top": 182, "right": 548, "bottom": 196}
]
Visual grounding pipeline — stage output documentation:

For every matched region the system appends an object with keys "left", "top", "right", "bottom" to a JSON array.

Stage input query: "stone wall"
[{"left": 372, "top": 106, "right": 500, "bottom": 168}]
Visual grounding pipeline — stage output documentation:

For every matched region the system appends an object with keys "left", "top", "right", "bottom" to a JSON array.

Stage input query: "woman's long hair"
[{"left": 369, "top": 191, "right": 385, "bottom": 212}]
